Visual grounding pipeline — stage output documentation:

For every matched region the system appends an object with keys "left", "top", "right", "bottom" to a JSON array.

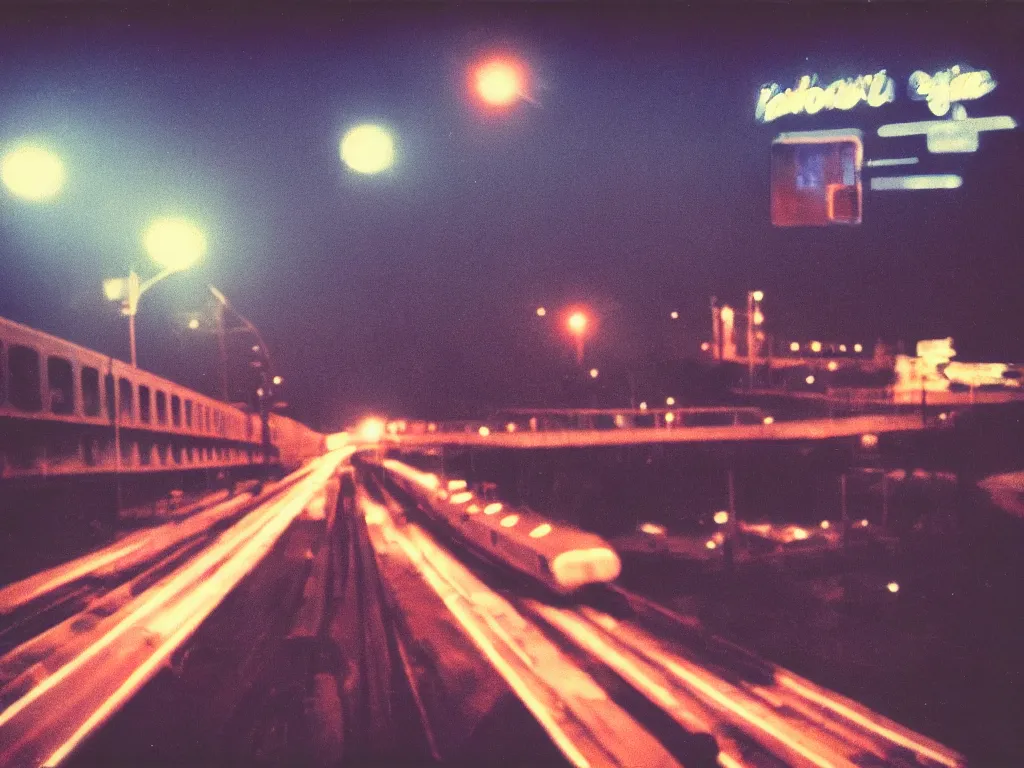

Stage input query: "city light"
[
  {"left": 820, "top": 520, "right": 831, "bottom": 529},
  {"left": 839, "top": 344, "right": 848, "bottom": 352},
  {"left": 763, "top": 416, "right": 775, "bottom": 425},
  {"left": 144, "top": 218, "right": 206, "bottom": 272},
  {"left": 705, "top": 540, "right": 717, "bottom": 550},
  {"left": 666, "top": 396, "right": 675, "bottom": 406},
  {"left": 448, "top": 479, "right": 467, "bottom": 490},
  {"left": 536, "top": 307, "right": 546, "bottom": 317},
  {"left": 854, "top": 343, "right": 864, "bottom": 353},
  {"left": 567, "top": 312, "right": 587, "bottom": 334},
  {"left": 483, "top": 502, "right": 502, "bottom": 515},
  {"left": 670, "top": 311, "right": 679, "bottom": 320},
  {"left": 806, "top": 375, "right": 816, "bottom": 385},
  {"left": 753, "top": 309, "right": 765, "bottom": 326},
  {"left": 701, "top": 342, "right": 711, "bottom": 352},
  {"left": 752, "top": 290, "right": 764, "bottom": 302},
  {"left": 792, "top": 527, "right": 809, "bottom": 540},
  {"left": 713, "top": 510, "right": 729, "bottom": 525},
  {"left": 827, "top": 361, "right": 839, "bottom": 372},
  {"left": 1, "top": 144, "right": 64, "bottom": 201},
  {"left": 810, "top": 340, "right": 823, "bottom": 353},
  {"left": 506, "top": 422, "right": 517, "bottom": 433},
  {"left": 639, "top": 401, "right": 648, "bottom": 411},
  {"left": 500, "top": 514, "right": 520, "bottom": 528},
  {"left": 640, "top": 522, "right": 666, "bottom": 536},
  {"left": 790, "top": 341, "right": 800, "bottom": 352},
  {"left": 589, "top": 368, "right": 599, "bottom": 379},
  {"left": 188, "top": 317, "right": 200, "bottom": 330},
  {"left": 256, "top": 387, "right": 265, "bottom": 397},
  {"left": 861, "top": 433, "right": 879, "bottom": 448},
  {"left": 664, "top": 412, "right": 676, "bottom": 423},
  {"left": 474, "top": 59, "right": 525, "bottom": 107},
  {"left": 340, "top": 124, "right": 395, "bottom": 175},
  {"left": 887, "top": 582, "right": 900, "bottom": 594},
  {"left": 478, "top": 426, "right": 491, "bottom": 437},
  {"left": 272, "top": 375, "right": 283, "bottom": 386},
  {"left": 357, "top": 417, "right": 386, "bottom": 442}
]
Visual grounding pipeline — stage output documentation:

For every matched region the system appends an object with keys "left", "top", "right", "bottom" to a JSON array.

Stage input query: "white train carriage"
[
  {"left": 380, "top": 458, "right": 621, "bottom": 594},
  {"left": 0, "top": 315, "right": 320, "bottom": 476}
]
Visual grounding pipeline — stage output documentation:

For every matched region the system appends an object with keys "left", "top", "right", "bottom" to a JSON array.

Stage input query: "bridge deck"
[{"left": 388, "top": 414, "right": 930, "bottom": 450}]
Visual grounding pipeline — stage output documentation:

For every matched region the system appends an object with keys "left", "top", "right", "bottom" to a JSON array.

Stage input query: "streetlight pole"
[
  {"left": 747, "top": 290, "right": 764, "bottom": 391},
  {"left": 120, "top": 267, "right": 179, "bottom": 368},
  {"left": 208, "top": 285, "right": 276, "bottom": 469}
]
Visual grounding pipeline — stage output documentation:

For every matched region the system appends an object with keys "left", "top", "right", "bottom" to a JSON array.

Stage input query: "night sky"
[{"left": 0, "top": 4, "right": 1020, "bottom": 429}]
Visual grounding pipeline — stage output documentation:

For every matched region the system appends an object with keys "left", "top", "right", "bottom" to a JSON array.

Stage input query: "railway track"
[
  {"left": 358, "top": 472, "right": 965, "bottom": 768},
  {"left": 0, "top": 451, "right": 347, "bottom": 767}
]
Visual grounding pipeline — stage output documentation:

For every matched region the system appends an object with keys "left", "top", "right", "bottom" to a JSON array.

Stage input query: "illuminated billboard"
[{"left": 771, "top": 130, "right": 863, "bottom": 227}]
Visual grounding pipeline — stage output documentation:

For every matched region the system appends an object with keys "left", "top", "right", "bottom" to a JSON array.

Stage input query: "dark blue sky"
[{"left": 0, "top": 5, "right": 1021, "bottom": 429}]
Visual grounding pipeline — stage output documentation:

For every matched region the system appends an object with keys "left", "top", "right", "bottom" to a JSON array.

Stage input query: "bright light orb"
[
  {"left": 670, "top": 311, "right": 679, "bottom": 320},
  {"left": 340, "top": 124, "right": 395, "bottom": 175},
  {"left": 752, "top": 290, "right": 764, "bottom": 302},
  {"left": 713, "top": 510, "right": 729, "bottom": 525},
  {"left": 188, "top": 317, "right": 200, "bottom": 330},
  {"left": 1, "top": 144, "right": 64, "bottom": 201},
  {"left": 567, "top": 312, "right": 587, "bottom": 334},
  {"left": 790, "top": 342, "right": 801, "bottom": 352},
  {"left": 144, "top": 218, "right": 206, "bottom": 272},
  {"left": 475, "top": 60, "right": 523, "bottom": 106},
  {"left": 589, "top": 368, "right": 599, "bottom": 379},
  {"left": 536, "top": 307, "right": 546, "bottom": 317}
]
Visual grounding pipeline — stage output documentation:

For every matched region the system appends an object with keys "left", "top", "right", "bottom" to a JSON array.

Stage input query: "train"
[
  {"left": 0, "top": 315, "right": 323, "bottom": 478},
  {"left": 372, "top": 455, "right": 621, "bottom": 594}
]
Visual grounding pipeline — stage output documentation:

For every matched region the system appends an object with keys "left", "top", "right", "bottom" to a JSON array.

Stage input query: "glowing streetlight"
[
  {"left": 790, "top": 341, "right": 800, "bottom": 352},
  {"left": 589, "top": 368, "right": 599, "bottom": 379},
  {"left": 105, "top": 218, "right": 205, "bottom": 367},
  {"left": 805, "top": 375, "right": 816, "bottom": 385},
  {"left": 1, "top": 144, "right": 64, "bottom": 201},
  {"left": 188, "top": 317, "right": 200, "bottom": 330},
  {"left": 639, "top": 401, "right": 648, "bottom": 411},
  {"left": 272, "top": 375, "right": 283, "bottom": 386},
  {"left": 567, "top": 311, "right": 588, "bottom": 364},
  {"left": 839, "top": 344, "right": 848, "bottom": 353},
  {"left": 752, "top": 290, "right": 764, "bottom": 303},
  {"left": 810, "top": 340, "right": 823, "bottom": 353},
  {"left": 474, "top": 59, "right": 526, "bottom": 107},
  {"left": 536, "top": 306, "right": 546, "bottom": 317},
  {"left": 144, "top": 218, "right": 206, "bottom": 272},
  {"left": 340, "top": 124, "right": 395, "bottom": 175},
  {"left": 854, "top": 343, "right": 864, "bottom": 353},
  {"left": 670, "top": 311, "right": 679, "bottom": 320},
  {"left": 666, "top": 396, "right": 676, "bottom": 406},
  {"left": 713, "top": 511, "right": 729, "bottom": 525}
]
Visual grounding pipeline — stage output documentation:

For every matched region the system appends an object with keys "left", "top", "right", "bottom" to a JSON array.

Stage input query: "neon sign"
[
  {"left": 756, "top": 65, "right": 999, "bottom": 123},
  {"left": 756, "top": 71, "right": 896, "bottom": 124},
  {"left": 908, "top": 66, "right": 996, "bottom": 116}
]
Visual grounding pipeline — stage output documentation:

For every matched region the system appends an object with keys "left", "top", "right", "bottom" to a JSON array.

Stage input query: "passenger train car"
[
  {"left": 375, "top": 456, "right": 621, "bottom": 594},
  {"left": 0, "top": 315, "right": 323, "bottom": 479}
]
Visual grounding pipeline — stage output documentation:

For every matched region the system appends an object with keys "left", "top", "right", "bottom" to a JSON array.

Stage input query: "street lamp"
[
  {"left": 1, "top": 144, "right": 64, "bottom": 201},
  {"left": 567, "top": 311, "right": 588, "bottom": 365},
  {"left": 747, "top": 290, "right": 764, "bottom": 390},
  {"left": 104, "top": 217, "right": 205, "bottom": 367},
  {"left": 340, "top": 124, "right": 395, "bottom": 175},
  {"left": 208, "top": 285, "right": 279, "bottom": 467},
  {"left": 473, "top": 58, "right": 527, "bottom": 108}
]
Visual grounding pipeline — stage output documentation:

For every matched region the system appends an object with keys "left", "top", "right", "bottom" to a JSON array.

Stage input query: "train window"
[
  {"left": 9, "top": 345, "right": 42, "bottom": 412},
  {"left": 204, "top": 407, "right": 211, "bottom": 433},
  {"left": 104, "top": 373, "right": 115, "bottom": 419},
  {"left": 81, "top": 366, "right": 101, "bottom": 416},
  {"left": 171, "top": 395, "right": 181, "bottom": 427},
  {"left": 184, "top": 399, "right": 193, "bottom": 429},
  {"left": 118, "top": 378, "right": 134, "bottom": 422},
  {"left": 47, "top": 357, "right": 74, "bottom": 415},
  {"left": 138, "top": 385, "right": 151, "bottom": 423},
  {"left": 0, "top": 341, "right": 4, "bottom": 404},
  {"left": 155, "top": 391, "right": 167, "bottom": 425}
]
